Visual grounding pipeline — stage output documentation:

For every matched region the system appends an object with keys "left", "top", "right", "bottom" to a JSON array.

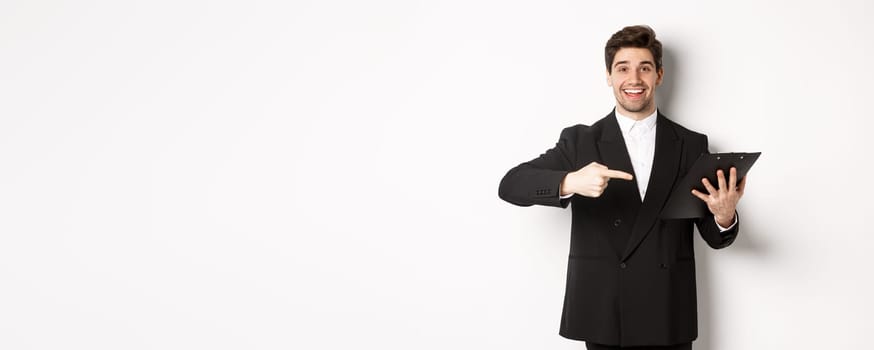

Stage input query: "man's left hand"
[{"left": 691, "top": 167, "right": 746, "bottom": 227}]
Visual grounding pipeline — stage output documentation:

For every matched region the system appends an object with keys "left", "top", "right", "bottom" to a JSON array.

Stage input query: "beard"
[{"left": 617, "top": 97, "right": 653, "bottom": 113}]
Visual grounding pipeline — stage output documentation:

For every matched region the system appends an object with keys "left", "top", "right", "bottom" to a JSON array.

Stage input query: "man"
[{"left": 498, "top": 25, "right": 746, "bottom": 350}]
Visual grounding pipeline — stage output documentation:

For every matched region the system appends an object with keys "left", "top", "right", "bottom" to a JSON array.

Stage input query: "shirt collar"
[{"left": 615, "top": 108, "right": 658, "bottom": 134}]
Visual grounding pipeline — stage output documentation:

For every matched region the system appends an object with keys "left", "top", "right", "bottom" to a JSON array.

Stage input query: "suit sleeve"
[
  {"left": 694, "top": 135, "right": 740, "bottom": 249},
  {"left": 498, "top": 126, "right": 579, "bottom": 208}
]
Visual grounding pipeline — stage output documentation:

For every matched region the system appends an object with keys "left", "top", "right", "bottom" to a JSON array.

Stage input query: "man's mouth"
[{"left": 622, "top": 88, "right": 645, "bottom": 99}]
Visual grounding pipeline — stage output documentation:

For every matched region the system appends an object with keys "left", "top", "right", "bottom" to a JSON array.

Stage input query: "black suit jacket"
[{"left": 498, "top": 111, "right": 738, "bottom": 346}]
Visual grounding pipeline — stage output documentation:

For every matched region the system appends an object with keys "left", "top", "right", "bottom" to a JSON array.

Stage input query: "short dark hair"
[{"left": 605, "top": 25, "right": 662, "bottom": 73}]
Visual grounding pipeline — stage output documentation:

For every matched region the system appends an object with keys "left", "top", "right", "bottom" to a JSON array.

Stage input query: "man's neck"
[
  {"left": 616, "top": 106, "right": 657, "bottom": 121},
  {"left": 615, "top": 106, "right": 658, "bottom": 122}
]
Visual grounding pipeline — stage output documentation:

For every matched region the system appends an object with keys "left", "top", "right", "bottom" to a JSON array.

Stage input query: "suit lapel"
[
  {"left": 621, "top": 113, "right": 683, "bottom": 261},
  {"left": 595, "top": 113, "right": 642, "bottom": 259},
  {"left": 596, "top": 112, "right": 640, "bottom": 204}
]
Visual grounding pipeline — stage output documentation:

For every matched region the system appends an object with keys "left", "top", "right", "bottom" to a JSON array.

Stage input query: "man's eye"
[
  {"left": 618, "top": 67, "right": 627, "bottom": 72},
  {"left": 641, "top": 67, "right": 651, "bottom": 72}
]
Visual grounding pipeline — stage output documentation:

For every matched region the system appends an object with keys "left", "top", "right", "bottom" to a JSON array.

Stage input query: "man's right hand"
[{"left": 560, "top": 162, "right": 634, "bottom": 198}]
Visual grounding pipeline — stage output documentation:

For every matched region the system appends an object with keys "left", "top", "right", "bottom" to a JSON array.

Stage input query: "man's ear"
[
  {"left": 606, "top": 70, "right": 612, "bottom": 87},
  {"left": 656, "top": 67, "right": 664, "bottom": 86}
]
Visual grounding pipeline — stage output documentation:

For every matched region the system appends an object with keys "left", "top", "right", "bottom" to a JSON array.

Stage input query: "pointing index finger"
[{"left": 602, "top": 169, "right": 634, "bottom": 181}]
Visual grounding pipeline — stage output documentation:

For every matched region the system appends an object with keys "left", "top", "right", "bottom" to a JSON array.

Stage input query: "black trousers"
[{"left": 585, "top": 342, "right": 692, "bottom": 350}]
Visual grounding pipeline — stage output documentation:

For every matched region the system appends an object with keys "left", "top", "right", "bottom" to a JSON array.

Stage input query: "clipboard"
[{"left": 661, "top": 152, "right": 761, "bottom": 219}]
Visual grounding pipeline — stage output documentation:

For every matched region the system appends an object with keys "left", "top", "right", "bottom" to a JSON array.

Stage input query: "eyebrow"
[{"left": 613, "top": 60, "right": 655, "bottom": 68}]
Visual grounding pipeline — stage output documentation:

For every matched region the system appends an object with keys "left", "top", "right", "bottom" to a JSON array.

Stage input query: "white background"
[{"left": 1, "top": 0, "right": 872, "bottom": 349}]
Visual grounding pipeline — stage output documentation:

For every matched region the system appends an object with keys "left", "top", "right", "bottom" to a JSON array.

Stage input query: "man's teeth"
[{"left": 624, "top": 89, "right": 643, "bottom": 93}]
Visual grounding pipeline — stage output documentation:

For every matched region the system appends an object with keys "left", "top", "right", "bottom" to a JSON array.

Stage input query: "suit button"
[
  {"left": 613, "top": 219, "right": 622, "bottom": 227},
  {"left": 620, "top": 263, "right": 627, "bottom": 269}
]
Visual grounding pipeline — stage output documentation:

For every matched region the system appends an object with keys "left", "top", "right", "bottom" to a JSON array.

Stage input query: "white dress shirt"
[{"left": 615, "top": 110, "right": 657, "bottom": 201}]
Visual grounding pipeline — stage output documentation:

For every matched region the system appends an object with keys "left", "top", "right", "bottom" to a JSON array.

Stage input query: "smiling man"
[{"left": 498, "top": 25, "right": 745, "bottom": 349}]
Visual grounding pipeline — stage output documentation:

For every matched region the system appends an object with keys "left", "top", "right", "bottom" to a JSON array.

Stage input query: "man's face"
[{"left": 607, "top": 47, "right": 663, "bottom": 120}]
